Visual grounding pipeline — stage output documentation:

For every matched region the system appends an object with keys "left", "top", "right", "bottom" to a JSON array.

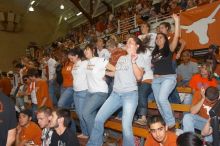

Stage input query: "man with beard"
[{"left": 49, "top": 108, "right": 79, "bottom": 146}]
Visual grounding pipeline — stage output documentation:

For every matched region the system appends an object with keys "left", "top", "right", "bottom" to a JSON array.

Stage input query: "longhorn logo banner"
[{"left": 180, "top": 1, "right": 220, "bottom": 50}]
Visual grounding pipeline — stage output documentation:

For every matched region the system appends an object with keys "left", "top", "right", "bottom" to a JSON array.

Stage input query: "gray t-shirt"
[
  {"left": 113, "top": 55, "right": 145, "bottom": 93},
  {"left": 177, "top": 61, "right": 198, "bottom": 81}
]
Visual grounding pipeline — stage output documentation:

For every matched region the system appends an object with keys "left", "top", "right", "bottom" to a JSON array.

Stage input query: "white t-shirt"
[
  {"left": 86, "top": 57, "right": 108, "bottom": 93},
  {"left": 138, "top": 33, "right": 157, "bottom": 49},
  {"left": 47, "top": 58, "right": 57, "bottom": 80},
  {"left": 139, "top": 51, "right": 154, "bottom": 80},
  {"left": 113, "top": 55, "right": 145, "bottom": 93},
  {"left": 72, "top": 60, "right": 88, "bottom": 91},
  {"left": 30, "top": 82, "right": 37, "bottom": 104},
  {"left": 97, "top": 49, "right": 111, "bottom": 60}
]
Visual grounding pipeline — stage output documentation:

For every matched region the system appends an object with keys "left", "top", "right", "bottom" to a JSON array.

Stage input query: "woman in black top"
[{"left": 151, "top": 14, "right": 180, "bottom": 129}]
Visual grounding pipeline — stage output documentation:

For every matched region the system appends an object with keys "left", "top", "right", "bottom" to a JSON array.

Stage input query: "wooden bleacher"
[{"left": 72, "top": 87, "right": 192, "bottom": 138}]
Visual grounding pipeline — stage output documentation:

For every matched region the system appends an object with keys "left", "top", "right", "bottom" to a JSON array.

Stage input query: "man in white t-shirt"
[
  {"left": 96, "top": 38, "right": 111, "bottom": 60},
  {"left": 45, "top": 54, "right": 57, "bottom": 106}
]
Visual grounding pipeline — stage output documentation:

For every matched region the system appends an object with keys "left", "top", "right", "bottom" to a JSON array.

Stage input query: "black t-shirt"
[
  {"left": 49, "top": 128, "right": 79, "bottom": 146},
  {"left": 0, "top": 92, "right": 17, "bottom": 146},
  {"left": 152, "top": 47, "right": 176, "bottom": 75}
]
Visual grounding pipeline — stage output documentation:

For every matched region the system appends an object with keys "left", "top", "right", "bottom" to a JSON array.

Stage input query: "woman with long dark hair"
[
  {"left": 68, "top": 48, "right": 89, "bottom": 138},
  {"left": 87, "top": 36, "right": 145, "bottom": 146},
  {"left": 151, "top": 14, "right": 180, "bottom": 129},
  {"left": 82, "top": 44, "right": 115, "bottom": 136}
]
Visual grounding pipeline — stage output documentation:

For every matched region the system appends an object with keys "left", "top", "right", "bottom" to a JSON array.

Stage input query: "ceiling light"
[
  {"left": 30, "top": 1, "right": 35, "bottom": 5},
  {"left": 64, "top": 17, "right": 67, "bottom": 20},
  {"left": 60, "top": 4, "right": 64, "bottom": 10},
  {"left": 29, "top": 6, "right": 34, "bottom": 11},
  {"left": 76, "top": 12, "right": 82, "bottom": 16}
]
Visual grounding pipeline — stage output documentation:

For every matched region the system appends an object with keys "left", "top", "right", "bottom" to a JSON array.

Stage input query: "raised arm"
[{"left": 170, "top": 14, "right": 180, "bottom": 52}]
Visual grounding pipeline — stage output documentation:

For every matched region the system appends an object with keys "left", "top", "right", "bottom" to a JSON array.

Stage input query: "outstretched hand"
[{"left": 172, "top": 13, "right": 179, "bottom": 22}]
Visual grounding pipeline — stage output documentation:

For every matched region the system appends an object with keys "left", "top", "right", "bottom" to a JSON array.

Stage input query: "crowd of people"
[
  {"left": 64, "top": 0, "right": 216, "bottom": 46},
  {"left": 1, "top": 0, "right": 220, "bottom": 146}
]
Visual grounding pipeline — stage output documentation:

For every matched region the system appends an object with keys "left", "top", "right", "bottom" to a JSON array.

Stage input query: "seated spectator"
[
  {"left": 170, "top": 1, "right": 182, "bottom": 14},
  {"left": 152, "top": 0, "right": 162, "bottom": 14},
  {"left": 182, "top": 86, "right": 219, "bottom": 142},
  {"left": 37, "top": 106, "right": 53, "bottom": 146},
  {"left": 16, "top": 109, "right": 42, "bottom": 146},
  {"left": 144, "top": 115, "right": 177, "bottom": 146},
  {"left": 177, "top": 50, "right": 198, "bottom": 87},
  {"left": 49, "top": 108, "right": 79, "bottom": 146},
  {"left": 186, "top": 0, "right": 197, "bottom": 9},
  {"left": 189, "top": 62, "right": 218, "bottom": 103},
  {"left": 139, "top": 3, "right": 151, "bottom": 20},
  {"left": 176, "top": 132, "right": 204, "bottom": 146},
  {"left": 0, "top": 72, "right": 12, "bottom": 97}
]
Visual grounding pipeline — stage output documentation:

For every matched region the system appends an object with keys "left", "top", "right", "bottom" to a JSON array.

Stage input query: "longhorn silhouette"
[{"left": 181, "top": 4, "right": 220, "bottom": 44}]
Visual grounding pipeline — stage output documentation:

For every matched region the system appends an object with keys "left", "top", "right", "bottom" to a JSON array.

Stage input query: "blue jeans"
[
  {"left": 137, "top": 82, "right": 152, "bottom": 116},
  {"left": 87, "top": 91, "right": 138, "bottom": 146},
  {"left": 168, "top": 88, "right": 181, "bottom": 104},
  {"left": 82, "top": 92, "right": 108, "bottom": 136},
  {"left": 152, "top": 74, "right": 176, "bottom": 127},
  {"left": 183, "top": 113, "right": 213, "bottom": 142},
  {"left": 73, "top": 90, "right": 89, "bottom": 136},
  {"left": 58, "top": 86, "right": 74, "bottom": 108},
  {"left": 48, "top": 80, "right": 57, "bottom": 106}
]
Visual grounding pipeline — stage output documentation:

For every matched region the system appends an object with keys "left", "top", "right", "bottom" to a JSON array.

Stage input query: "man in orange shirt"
[
  {"left": 16, "top": 109, "right": 42, "bottom": 146},
  {"left": 0, "top": 72, "right": 12, "bottom": 96},
  {"left": 27, "top": 68, "right": 53, "bottom": 109},
  {"left": 144, "top": 115, "right": 177, "bottom": 146},
  {"left": 183, "top": 86, "right": 219, "bottom": 142}
]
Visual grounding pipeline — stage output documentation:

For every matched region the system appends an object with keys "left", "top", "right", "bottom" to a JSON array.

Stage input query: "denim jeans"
[
  {"left": 82, "top": 92, "right": 108, "bottom": 136},
  {"left": 168, "top": 87, "right": 181, "bottom": 104},
  {"left": 137, "top": 82, "right": 152, "bottom": 116},
  {"left": 48, "top": 79, "right": 57, "bottom": 106},
  {"left": 183, "top": 113, "right": 213, "bottom": 142},
  {"left": 73, "top": 90, "right": 89, "bottom": 136},
  {"left": 58, "top": 86, "right": 74, "bottom": 108},
  {"left": 182, "top": 94, "right": 192, "bottom": 105},
  {"left": 87, "top": 91, "right": 138, "bottom": 146},
  {"left": 152, "top": 74, "right": 176, "bottom": 127}
]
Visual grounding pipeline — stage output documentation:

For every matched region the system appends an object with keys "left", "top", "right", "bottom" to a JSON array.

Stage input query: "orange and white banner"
[{"left": 180, "top": 1, "right": 220, "bottom": 50}]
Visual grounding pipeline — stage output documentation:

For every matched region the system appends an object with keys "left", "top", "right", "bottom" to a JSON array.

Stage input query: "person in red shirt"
[
  {"left": 182, "top": 86, "right": 219, "bottom": 143},
  {"left": 144, "top": 115, "right": 177, "bottom": 146}
]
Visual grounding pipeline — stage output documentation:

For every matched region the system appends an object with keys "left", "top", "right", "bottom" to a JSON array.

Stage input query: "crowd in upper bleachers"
[{"left": 0, "top": 0, "right": 220, "bottom": 146}]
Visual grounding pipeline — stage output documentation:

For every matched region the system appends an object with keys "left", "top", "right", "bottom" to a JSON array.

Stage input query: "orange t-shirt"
[
  {"left": 62, "top": 62, "right": 73, "bottom": 88},
  {"left": 144, "top": 131, "right": 177, "bottom": 146},
  {"left": 192, "top": 91, "right": 217, "bottom": 119},
  {"left": 189, "top": 74, "right": 217, "bottom": 91},
  {"left": 19, "top": 121, "right": 42, "bottom": 145},
  {"left": 36, "top": 79, "right": 53, "bottom": 108},
  {"left": 0, "top": 77, "right": 12, "bottom": 96},
  {"left": 109, "top": 48, "right": 127, "bottom": 66}
]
